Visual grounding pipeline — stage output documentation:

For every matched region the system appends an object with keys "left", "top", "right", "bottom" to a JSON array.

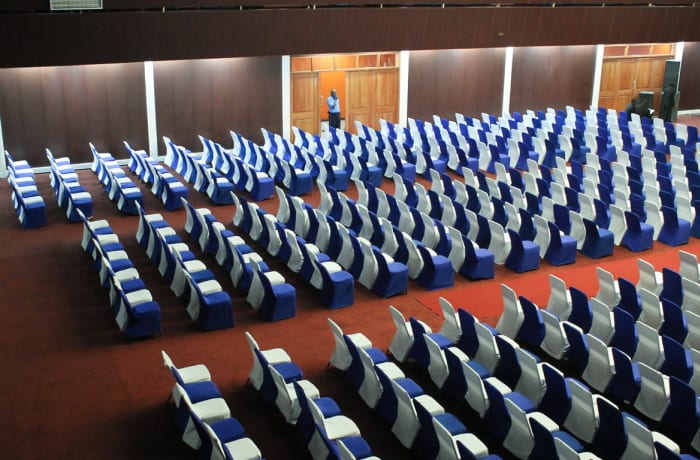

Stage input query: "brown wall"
[
  {"left": 510, "top": 45, "right": 597, "bottom": 114},
  {"left": 0, "top": 63, "right": 147, "bottom": 166},
  {"left": 679, "top": 42, "right": 700, "bottom": 110},
  {"left": 4, "top": 1, "right": 697, "bottom": 13},
  {"left": 0, "top": 7, "right": 698, "bottom": 68},
  {"left": 408, "top": 48, "right": 505, "bottom": 122},
  {"left": 153, "top": 57, "right": 281, "bottom": 152}
]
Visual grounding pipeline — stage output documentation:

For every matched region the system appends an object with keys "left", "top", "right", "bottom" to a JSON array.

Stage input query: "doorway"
[
  {"left": 598, "top": 43, "right": 675, "bottom": 114},
  {"left": 290, "top": 52, "right": 400, "bottom": 137}
]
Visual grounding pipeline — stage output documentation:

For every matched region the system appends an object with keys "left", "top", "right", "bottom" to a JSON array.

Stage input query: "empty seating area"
[
  {"left": 4, "top": 104, "right": 700, "bottom": 459},
  {"left": 161, "top": 350, "right": 265, "bottom": 460},
  {"left": 78, "top": 209, "right": 161, "bottom": 338},
  {"left": 5, "top": 150, "right": 47, "bottom": 228},
  {"left": 181, "top": 197, "right": 297, "bottom": 322},
  {"left": 244, "top": 331, "right": 379, "bottom": 460},
  {"left": 46, "top": 148, "right": 93, "bottom": 222},
  {"left": 136, "top": 201, "right": 234, "bottom": 331},
  {"left": 90, "top": 142, "right": 144, "bottom": 215}
]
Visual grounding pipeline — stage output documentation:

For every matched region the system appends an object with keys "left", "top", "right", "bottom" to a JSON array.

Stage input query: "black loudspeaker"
[
  {"left": 663, "top": 60, "right": 681, "bottom": 89},
  {"left": 638, "top": 91, "right": 654, "bottom": 108},
  {"left": 662, "top": 60, "right": 681, "bottom": 121}
]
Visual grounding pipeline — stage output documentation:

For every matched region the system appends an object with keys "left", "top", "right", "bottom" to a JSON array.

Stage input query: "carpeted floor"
[{"left": 2, "top": 117, "right": 700, "bottom": 459}]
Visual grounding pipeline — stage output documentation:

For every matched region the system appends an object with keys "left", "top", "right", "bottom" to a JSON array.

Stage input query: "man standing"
[
  {"left": 327, "top": 88, "right": 341, "bottom": 129},
  {"left": 660, "top": 82, "right": 677, "bottom": 123}
]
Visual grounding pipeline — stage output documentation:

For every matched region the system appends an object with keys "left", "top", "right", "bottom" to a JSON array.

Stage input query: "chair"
[
  {"left": 415, "top": 243, "right": 454, "bottom": 290},
  {"left": 301, "top": 384, "right": 363, "bottom": 458},
  {"left": 437, "top": 297, "right": 462, "bottom": 343},
  {"left": 446, "top": 226, "right": 495, "bottom": 280},
  {"left": 680, "top": 250, "right": 700, "bottom": 283},
  {"left": 634, "top": 322, "right": 665, "bottom": 370},
  {"left": 660, "top": 377, "right": 700, "bottom": 446},
  {"left": 269, "top": 364, "right": 320, "bottom": 425},
  {"left": 174, "top": 381, "right": 232, "bottom": 449},
  {"left": 247, "top": 261, "right": 296, "bottom": 322},
  {"left": 562, "top": 379, "right": 599, "bottom": 444},
  {"left": 622, "top": 211, "right": 654, "bottom": 252},
  {"left": 638, "top": 258, "right": 664, "bottom": 296},
  {"left": 594, "top": 267, "right": 620, "bottom": 309},
  {"left": 546, "top": 221, "right": 577, "bottom": 266},
  {"left": 409, "top": 317, "right": 452, "bottom": 372},
  {"left": 200, "top": 416, "right": 263, "bottom": 460},
  {"left": 244, "top": 332, "right": 301, "bottom": 404},
  {"left": 388, "top": 305, "right": 414, "bottom": 362},
  {"left": 658, "top": 206, "right": 691, "bottom": 247},
  {"left": 370, "top": 246, "right": 408, "bottom": 298},
  {"left": 181, "top": 268, "right": 234, "bottom": 331},
  {"left": 608, "top": 204, "right": 627, "bottom": 245},
  {"left": 496, "top": 284, "right": 525, "bottom": 340},
  {"left": 488, "top": 220, "right": 511, "bottom": 265},
  {"left": 327, "top": 318, "right": 375, "bottom": 373}
]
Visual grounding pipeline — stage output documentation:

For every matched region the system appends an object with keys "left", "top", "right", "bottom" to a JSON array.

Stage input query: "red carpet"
[{"left": 3, "top": 130, "right": 700, "bottom": 459}]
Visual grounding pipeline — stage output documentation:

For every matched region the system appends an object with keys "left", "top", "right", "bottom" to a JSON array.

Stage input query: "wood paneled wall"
[
  {"left": 407, "top": 48, "right": 505, "bottom": 122},
  {"left": 0, "top": 63, "right": 147, "bottom": 166},
  {"left": 0, "top": 7, "right": 698, "bottom": 69},
  {"left": 153, "top": 56, "right": 282, "bottom": 152},
  {"left": 679, "top": 42, "right": 700, "bottom": 110},
  {"left": 510, "top": 45, "right": 597, "bottom": 114}
]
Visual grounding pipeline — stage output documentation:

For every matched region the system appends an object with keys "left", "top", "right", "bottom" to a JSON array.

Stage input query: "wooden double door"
[
  {"left": 598, "top": 57, "right": 668, "bottom": 113},
  {"left": 290, "top": 68, "right": 398, "bottom": 136}
]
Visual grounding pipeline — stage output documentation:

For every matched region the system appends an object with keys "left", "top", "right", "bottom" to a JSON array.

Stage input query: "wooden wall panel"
[
  {"left": 0, "top": 63, "right": 147, "bottom": 166},
  {"left": 407, "top": 48, "right": 505, "bottom": 122},
  {"left": 3, "top": 1, "right": 697, "bottom": 12},
  {"left": 679, "top": 42, "right": 700, "bottom": 110},
  {"left": 0, "top": 7, "right": 698, "bottom": 68},
  {"left": 153, "top": 56, "right": 281, "bottom": 153},
  {"left": 510, "top": 45, "right": 596, "bottom": 114}
]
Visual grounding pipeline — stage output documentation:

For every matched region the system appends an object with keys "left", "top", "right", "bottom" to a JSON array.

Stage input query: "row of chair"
[
  {"left": 327, "top": 318, "right": 496, "bottom": 460},
  {"left": 135, "top": 202, "right": 233, "bottom": 330},
  {"left": 5, "top": 151, "right": 47, "bottom": 228},
  {"left": 293, "top": 125, "right": 386, "bottom": 187},
  {"left": 244, "top": 332, "right": 379, "bottom": 459},
  {"left": 167, "top": 134, "right": 275, "bottom": 202},
  {"left": 355, "top": 175, "right": 495, "bottom": 280},
  {"left": 324, "top": 125, "right": 417, "bottom": 184},
  {"left": 161, "top": 350, "right": 265, "bottom": 459},
  {"left": 462, "top": 157, "right": 619, "bottom": 258},
  {"left": 319, "top": 182, "right": 455, "bottom": 288},
  {"left": 78, "top": 209, "right": 161, "bottom": 338},
  {"left": 46, "top": 148, "right": 93, "bottom": 222},
  {"left": 496, "top": 277, "right": 700, "bottom": 453},
  {"left": 270, "top": 189, "right": 356, "bottom": 307},
  {"left": 89, "top": 143, "right": 144, "bottom": 215},
  {"left": 232, "top": 188, "right": 353, "bottom": 308},
  {"left": 390, "top": 301, "right": 693, "bottom": 459},
  {"left": 181, "top": 197, "right": 297, "bottom": 321},
  {"left": 125, "top": 141, "right": 189, "bottom": 211},
  {"left": 168, "top": 135, "right": 239, "bottom": 204}
]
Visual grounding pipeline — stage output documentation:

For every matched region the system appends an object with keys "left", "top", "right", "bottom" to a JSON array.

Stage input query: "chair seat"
[
  {"left": 209, "top": 418, "right": 245, "bottom": 443},
  {"left": 181, "top": 380, "right": 222, "bottom": 404},
  {"left": 435, "top": 412, "right": 467, "bottom": 435},
  {"left": 396, "top": 378, "right": 424, "bottom": 398},
  {"left": 428, "top": 332, "right": 453, "bottom": 349},
  {"left": 176, "top": 364, "right": 211, "bottom": 384},
  {"left": 261, "top": 348, "right": 292, "bottom": 365},
  {"left": 324, "top": 415, "right": 361, "bottom": 440},
  {"left": 222, "top": 437, "right": 261, "bottom": 460},
  {"left": 271, "top": 361, "right": 303, "bottom": 382},
  {"left": 337, "top": 435, "right": 373, "bottom": 459}
]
